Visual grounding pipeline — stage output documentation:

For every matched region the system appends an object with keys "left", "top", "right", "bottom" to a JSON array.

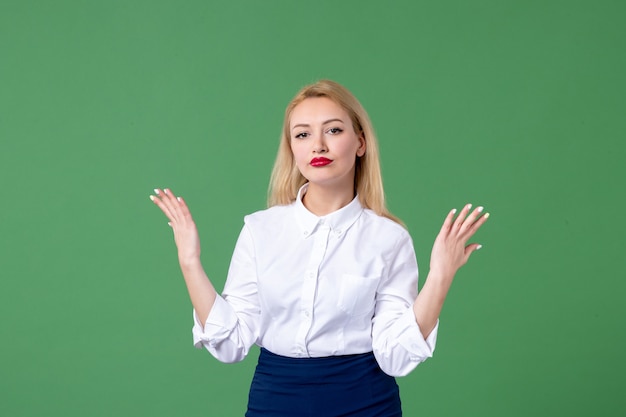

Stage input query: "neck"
[{"left": 302, "top": 182, "right": 355, "bottom": 216}]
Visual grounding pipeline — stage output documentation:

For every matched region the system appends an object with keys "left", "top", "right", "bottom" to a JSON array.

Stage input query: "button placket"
[{"left": 293, "top": 225, "right": 331, "bottom": 356}]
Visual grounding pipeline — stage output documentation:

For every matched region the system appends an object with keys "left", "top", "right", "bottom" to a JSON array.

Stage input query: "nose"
[{"left": 312, "top": 131, "right": 327, "bottom": 153}]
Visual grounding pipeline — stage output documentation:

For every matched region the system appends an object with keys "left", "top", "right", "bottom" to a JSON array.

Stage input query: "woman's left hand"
[{"left": 429, "top": 204, "right": 490, "bottom": 280}]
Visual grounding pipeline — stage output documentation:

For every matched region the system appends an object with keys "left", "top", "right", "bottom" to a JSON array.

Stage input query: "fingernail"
[
  {"left": 452, "top": 208, "right": 457, "bottom": 214},
  {"left": 149, "top": 195, "right": 155, "bottom": 201},
  {"left": 164, "top": 189, "right": 169, "bottom": 194},
  {"left": 476, "top": 245, "right": 483, "bottom": 250},
  {"left": 177, "top": 197, "right": 182, "bottom": 202},
  {"left": 154, "top": 189, "right": 160, "bottom": 195},
  {"left": 467, "top": 203, "right": 472, "bottom": 210},
  {"left": 477, "top": 206, "right": 484, "bottom": 212},
  {"left": 484, "top": 213, "right": 490, "bottom": 219},
  {"left": 167, "top": 222, "right": 172, "bottom": 227}
]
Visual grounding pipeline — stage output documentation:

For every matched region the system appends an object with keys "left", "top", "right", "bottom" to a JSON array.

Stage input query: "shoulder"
[
  {"left": 243, "top": 203, "right": 295, "bottom": 229},
  {"left": 360, "top": 209, "right": 409, "bottom": 236},
  {"left": 358, "top": 209, "right": 414, "bottom": 250}
]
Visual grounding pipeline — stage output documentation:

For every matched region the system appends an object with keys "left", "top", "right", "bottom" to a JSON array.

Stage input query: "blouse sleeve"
[
  {"left": 192, "top": 224, "right": 260, "bottom": 363},
  {"left": 371, "top": 232, "right": 438, "bottom": 377}
]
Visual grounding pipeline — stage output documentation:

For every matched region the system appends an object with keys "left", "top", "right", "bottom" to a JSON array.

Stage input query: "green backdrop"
[{"left": 1, "top": 1, "right": 624, "bottom": 416}]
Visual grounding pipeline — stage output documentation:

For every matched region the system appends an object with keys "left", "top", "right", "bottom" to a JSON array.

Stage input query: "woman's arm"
[
  {"left": 413, "top": 204, "right": 489, "bottom": 338},
  {"left": 150, "top": 188, "right": 216, "bottom": 325}
]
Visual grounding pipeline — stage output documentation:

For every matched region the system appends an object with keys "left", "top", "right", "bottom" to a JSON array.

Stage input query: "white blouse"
[{"left": 192, "top": 184, "right": 437, "bottom": 377}]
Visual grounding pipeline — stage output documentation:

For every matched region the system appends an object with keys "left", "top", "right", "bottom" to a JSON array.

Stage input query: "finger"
[
  {"left": 167, "top": 190, "right": 194, "bottom": 222},
  {"left": 160, "top": 188, "right": 184, "bottom": 220},
  {"left": 452, "top": 203, "right": 472, "bottom": 231},
  {"left": 162, "top": 188, "right": 179, "bottom": 205},
  {"left": 176, "top": 195, "right": 193, "bottom": 220},
  {"left": 466, "top": 243, "right": 483, "bottom": 253},
  {"left": 465, "top": 239, "right": 483, "bottom": 262},
  {"left": 459, "top": 206, "right": 484, "bottom": 234},
  {"left": 468, "top": 211, "right": 490, "bottom": 234},
  {"left": 150, "top": 189, "right": 176, "bottom": 221},
  {"left": 461, "top": 211, "right": 490, "bottom": 243},
  {"left": 440, "top": 208, "right": 457, "bottom": 233},
  {"left": 463, "top": 243, "right": 483, "bottom": 263}
]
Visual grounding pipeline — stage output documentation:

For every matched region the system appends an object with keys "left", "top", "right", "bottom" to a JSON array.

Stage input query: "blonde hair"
[{"left": 268, "top": 79, "right": 403, "bottom": 225}]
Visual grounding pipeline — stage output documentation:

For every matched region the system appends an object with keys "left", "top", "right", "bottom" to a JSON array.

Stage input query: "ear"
[{"left": 356, "top": 133, "right": 366, "bottom": 157}]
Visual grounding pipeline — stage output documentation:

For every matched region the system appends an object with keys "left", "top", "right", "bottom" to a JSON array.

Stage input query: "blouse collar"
[{"left": 294, "top": 183, "right": 363, "bottom": 238}]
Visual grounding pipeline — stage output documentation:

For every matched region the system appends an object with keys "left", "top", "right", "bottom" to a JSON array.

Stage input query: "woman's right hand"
[{"left": 150, "top": 188, "right": 201, "bottom": 267}]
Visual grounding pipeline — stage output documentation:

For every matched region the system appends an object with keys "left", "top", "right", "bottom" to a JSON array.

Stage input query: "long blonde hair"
[{"left": 268, "top": 79, "right": 403, "bottom": 225}]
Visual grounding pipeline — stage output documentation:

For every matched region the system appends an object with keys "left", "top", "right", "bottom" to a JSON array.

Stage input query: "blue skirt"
[{"left": 246, "top": 348, "right": 402, "bottom": 417}]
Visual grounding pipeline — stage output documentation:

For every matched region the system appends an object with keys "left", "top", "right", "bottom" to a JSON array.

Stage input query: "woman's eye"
[
  {"left": 328, "top": 127, "right": 343, "bottom": 135},
  {"left": 294, "top": 132, "right": 309, "bottom": 139}
]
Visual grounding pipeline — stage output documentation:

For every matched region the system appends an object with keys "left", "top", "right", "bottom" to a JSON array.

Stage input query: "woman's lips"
[{"left": 310, "top": 157, "right": 333, "bottom": 167}]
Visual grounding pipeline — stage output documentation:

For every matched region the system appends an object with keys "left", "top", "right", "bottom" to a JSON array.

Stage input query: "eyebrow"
[{"left": 291, "top": 118, "right": 345, "bottom": 131}]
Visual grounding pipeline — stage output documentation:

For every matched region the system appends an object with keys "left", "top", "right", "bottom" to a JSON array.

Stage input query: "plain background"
[{"left": 1, "top": 1, "right": 624, "bottom": 416}]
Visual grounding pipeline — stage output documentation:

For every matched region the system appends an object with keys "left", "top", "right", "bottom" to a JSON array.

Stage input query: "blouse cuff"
[
  {"left": 397, "top": 308, "right": 438, "bottom": 361},
  {"left": 192, "top": 295, "right": 238, "bottom": 348}
]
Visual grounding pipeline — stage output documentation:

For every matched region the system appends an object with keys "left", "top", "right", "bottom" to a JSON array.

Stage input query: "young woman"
[{"left": 150, "top": 80, "right": 489, "bottom": 416}]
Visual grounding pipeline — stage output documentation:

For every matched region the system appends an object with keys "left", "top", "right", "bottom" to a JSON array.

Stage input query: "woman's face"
[{"left": 289, "top": 97, "right": 365, "bottom": 191}]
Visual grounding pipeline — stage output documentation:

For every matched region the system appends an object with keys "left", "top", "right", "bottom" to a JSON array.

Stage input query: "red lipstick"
[{"left": 310, "top": 157, "right": 333, "bottom": 167}]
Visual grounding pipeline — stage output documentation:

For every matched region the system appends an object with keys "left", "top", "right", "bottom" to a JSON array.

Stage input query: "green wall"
[{"left": 1, "top": 1, "right": 624, "bottom": 415}]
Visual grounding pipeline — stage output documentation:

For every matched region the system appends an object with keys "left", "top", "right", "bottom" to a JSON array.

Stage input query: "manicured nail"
[
  {"left": 154, "top": 189, "right": 160, "bottom": 195},
  {"left": 476, "top": 245, "right": 483, "bottom": 250},
  {"left": 484, "top": 212, "right": 490, "bottom": 219},
  {"left": 149, "top": 195, "right": 155, "bottom": 201},
  {"left": 177, "top": 197, "right": 182, "bottom": 202},
  {"left": 477, "top": 206, "right": 484, "bottom": 212},
  {"left": 467, "top": 204, "right": 472, "bottom": 210},
  {"left": 167, "top": 222, "right": 172, "bottom": 227},
  {"left": 164, "top": 189, "right": 169, "bottom": 194},
  {"left": 452, "top": 208, "right": 457, "bottom": 214}
]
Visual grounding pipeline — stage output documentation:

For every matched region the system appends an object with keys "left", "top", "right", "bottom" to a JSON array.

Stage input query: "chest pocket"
[{"left": 337, "top": 274, "right": 379, "bottom": 317}]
